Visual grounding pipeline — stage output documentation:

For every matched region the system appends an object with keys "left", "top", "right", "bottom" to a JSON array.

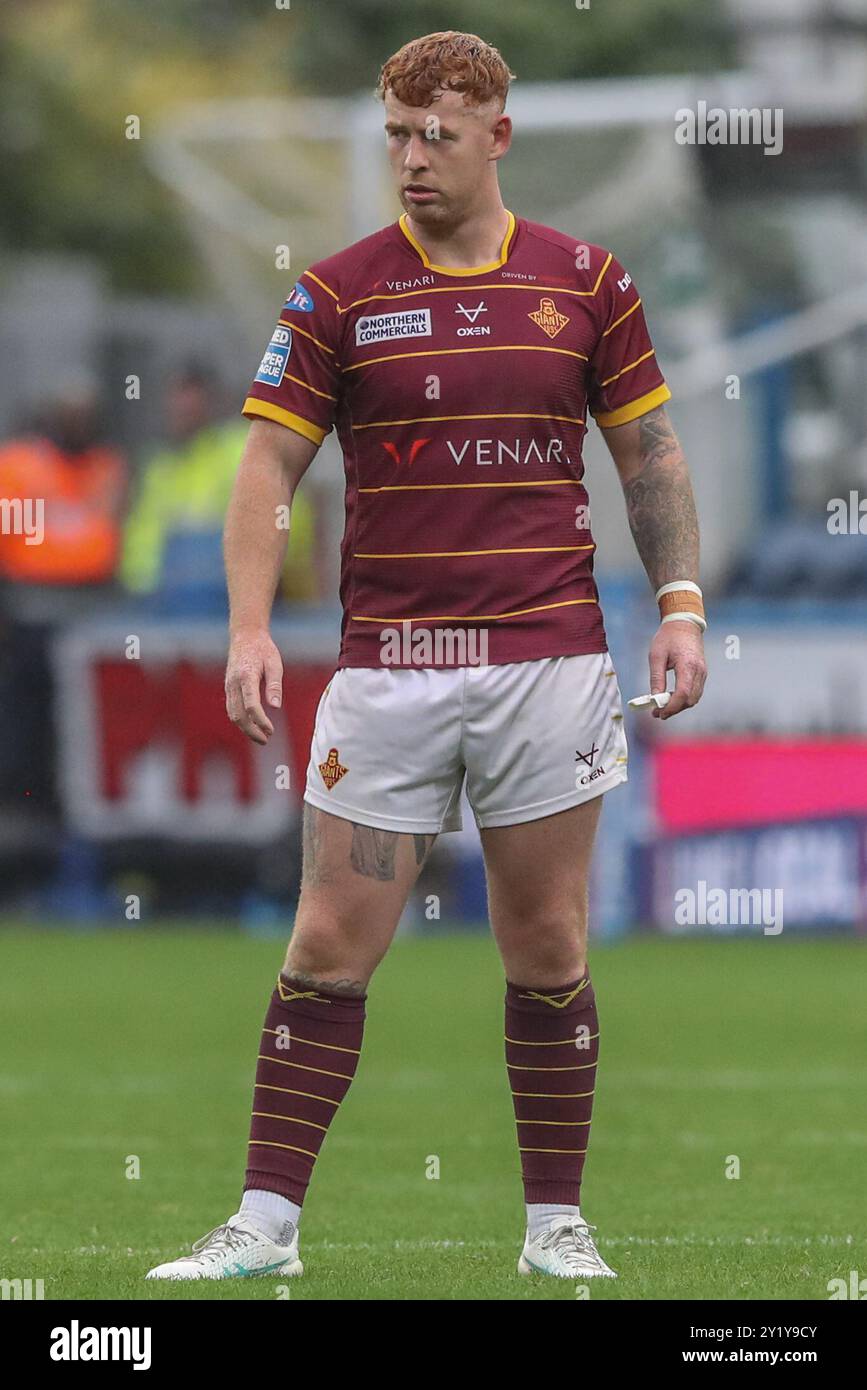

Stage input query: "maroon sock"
[
  {"left": 244, "top": 973, "right": 366, "bottom": 1205},
  {"left": 505, "top": 971, "right": 599, "bottom": 1206}
]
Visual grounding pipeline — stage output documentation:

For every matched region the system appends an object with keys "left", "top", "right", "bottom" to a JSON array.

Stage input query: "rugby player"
[{"left": 148, "top": 30, "right": 706, "bottom": 1284}]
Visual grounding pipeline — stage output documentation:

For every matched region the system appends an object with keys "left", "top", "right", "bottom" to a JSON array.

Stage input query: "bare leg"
[
  {"left": 481, "top": 797, "right": 606, "bottom": 1240},
  {"left": 481, "top": 797, "right": 603, "bottom": 984},
  {"left": 284, "top": 804, "right": 437, "bottom": 992},
  {"left": 239, "top": 805, "right": 437, "bottom": 1218}
]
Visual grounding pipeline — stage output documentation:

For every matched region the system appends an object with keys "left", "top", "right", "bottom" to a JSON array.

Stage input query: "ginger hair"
[{"left": 376, "top": 31, "right": 514, "bottom": 111}]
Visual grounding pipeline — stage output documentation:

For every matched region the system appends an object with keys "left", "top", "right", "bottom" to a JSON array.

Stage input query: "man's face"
[{"left": 383, "top": 87, "right": 511, "bottom": 229}]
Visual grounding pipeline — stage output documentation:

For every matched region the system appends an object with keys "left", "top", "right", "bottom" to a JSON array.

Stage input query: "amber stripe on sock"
[
  {"left": 244, "top": 973, "right": 366, "bottom": 1206},
  {"left": 505, "top": 972, "right": 599, "bottom": 1206}
]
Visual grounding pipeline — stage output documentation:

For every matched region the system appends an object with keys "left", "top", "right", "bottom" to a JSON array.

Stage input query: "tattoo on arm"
[
  {"left": 350, "top": 824, "right": 398, "bottom": 880},
  {"left": 621, "top": 407, "right": 700, "bottom": 590}
]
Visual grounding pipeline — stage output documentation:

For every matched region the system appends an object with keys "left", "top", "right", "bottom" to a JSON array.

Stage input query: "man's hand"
[
  {"left": 648, "top": 620, "right": 706, "bottom": 720},
  {"left": 225, "top": 627, "right": 284, "bottom": 745}
]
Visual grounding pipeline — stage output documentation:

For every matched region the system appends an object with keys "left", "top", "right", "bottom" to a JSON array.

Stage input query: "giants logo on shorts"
[
  {"left": 528, "top": 297, "right": 569, "bottom": 339},
  {"left": 319, "top": 747, "right": 348, "bottom": 790}
]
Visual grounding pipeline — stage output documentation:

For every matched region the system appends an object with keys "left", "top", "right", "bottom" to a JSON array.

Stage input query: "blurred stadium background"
[
  {"left": 2, "top": 0, "right": 866, "bottom": 1301},
  {"left": 2, "top": 0, "right": 866, "bottom": 937}
]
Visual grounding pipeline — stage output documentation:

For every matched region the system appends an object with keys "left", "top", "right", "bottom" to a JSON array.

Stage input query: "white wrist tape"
[
  {"left": 661, "top": 610, "right": 707, "bottom": 633},
  {"left": 656, "top": 580, "right": 703, "bottom": 601}
]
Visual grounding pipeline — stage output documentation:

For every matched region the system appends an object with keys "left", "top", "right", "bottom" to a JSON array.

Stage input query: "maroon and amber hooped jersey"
[{"left": 243, "top": 212, "right": 671, "bottom": 667}]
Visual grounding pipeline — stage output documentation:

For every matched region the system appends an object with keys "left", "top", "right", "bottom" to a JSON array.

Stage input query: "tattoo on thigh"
[
  {"left": 302, "top": 804, "right": 328, "bottom": 888},
  {"left": 414, "top": 833, "right": 436, "bottom": 866},
  {"left": 350, "top": 824, "right": 398, "bottom": 880}
]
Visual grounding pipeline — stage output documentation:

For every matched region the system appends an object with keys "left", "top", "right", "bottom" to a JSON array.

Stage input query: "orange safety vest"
[{"left": 0, "top": 438, "right": 125, "bottom": 584}]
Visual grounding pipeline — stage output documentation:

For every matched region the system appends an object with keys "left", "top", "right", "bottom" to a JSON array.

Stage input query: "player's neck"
[{"left": 404, "top": 202, "right": 511, "bottom": 271}]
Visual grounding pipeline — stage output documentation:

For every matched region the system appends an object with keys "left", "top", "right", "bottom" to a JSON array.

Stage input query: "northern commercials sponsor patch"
[
  {"left": 254, "top": 325, "right": 292, "bottom": 385},
  {"left": 355, "top": 309, "right": 432, "bottom": 346}
]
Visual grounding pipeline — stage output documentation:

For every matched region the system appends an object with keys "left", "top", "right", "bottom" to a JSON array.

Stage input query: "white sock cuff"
[
  {"left": 240, "top": 1189, "right": 302, "bottom": 1241},
  {"left": 526, "top": 1202, "right": 581, "bottom": 1239}
]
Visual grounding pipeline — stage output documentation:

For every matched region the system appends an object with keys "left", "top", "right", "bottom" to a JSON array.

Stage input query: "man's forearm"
[
  {"left": 619, "top": 406, "right": 700, "bottom": 591},
  {"left": 224, "top": 455, "right": 292, "bottom": 634}
]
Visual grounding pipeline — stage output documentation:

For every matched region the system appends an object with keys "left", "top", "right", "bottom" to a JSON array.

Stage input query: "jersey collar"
[{"left": 398, "top": 209, "right": 517, "bottom": 277}]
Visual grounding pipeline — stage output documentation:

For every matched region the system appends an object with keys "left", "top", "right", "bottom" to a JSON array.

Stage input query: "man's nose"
[{"left": 404, "top": 135, "right": 431, "bottom": 169}]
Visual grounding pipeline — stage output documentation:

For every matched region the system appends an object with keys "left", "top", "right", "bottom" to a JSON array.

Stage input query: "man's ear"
[{"left": 491, "top": 114, "right": 513, "bottom": 158}]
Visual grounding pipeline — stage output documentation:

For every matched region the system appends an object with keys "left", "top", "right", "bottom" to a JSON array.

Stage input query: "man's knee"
[
  {"left": 495, "top": 908, "right": 588, "bottom": 982},
  {"left": 284, "top": 902, "right": 389, "bottom": 986}
]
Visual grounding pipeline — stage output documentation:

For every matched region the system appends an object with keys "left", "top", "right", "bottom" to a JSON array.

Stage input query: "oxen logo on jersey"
[
  {"left": 381, "top": 439, "right": 432, "bottom": 466},
  {"left": 455, "top": 301, "right": 490, "bottom": 337},
  {"left": 283, "top": 281, "right": 315, "bottom": 313},
  {"left": 254, "top": 326, "right": 292, "bottom": 386},
  {"left": 528, "top": 297, "right": 570, "bottom": 339},
  {"left": 319, "top": 747, "right": 348, "bottom": 790},
  {"left": 355, "top": 309, "right": 432, "bottom": 345}
]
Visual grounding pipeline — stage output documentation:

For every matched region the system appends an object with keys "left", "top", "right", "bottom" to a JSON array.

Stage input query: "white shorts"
[{"left": 303, "top": 653, "right": 628, "bottom": 834}]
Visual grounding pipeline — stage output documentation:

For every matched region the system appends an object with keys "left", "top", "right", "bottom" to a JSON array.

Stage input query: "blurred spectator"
[
  {"left": 0, "top": 372, "right": 127, "bottom": 586},
  {"left": 0, "top": 373, "right": 127, "bottom": 819},
  {"left": 122, "top": 364, "right": 323, "bottom": 603}
]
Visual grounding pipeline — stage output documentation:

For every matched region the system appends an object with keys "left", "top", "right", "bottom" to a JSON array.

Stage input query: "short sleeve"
[
  {"left": 242, "top": 271, "right": 341, "bottom": 446},
  {"left": 586, "top": 253, "right": 671, "bottom": 429}
]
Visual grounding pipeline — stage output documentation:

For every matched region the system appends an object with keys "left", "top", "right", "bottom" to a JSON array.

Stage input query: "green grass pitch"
[{"left": 1, "top": 926, "right": 864, "bottom": 1300}]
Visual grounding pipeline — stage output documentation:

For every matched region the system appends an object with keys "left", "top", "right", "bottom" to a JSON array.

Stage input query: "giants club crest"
[
  {"left": 528, "top": 297, "right": 570, "bottom": 339},
  {"left": 319, "top": 748, "right": 348, "bottom": 790}
]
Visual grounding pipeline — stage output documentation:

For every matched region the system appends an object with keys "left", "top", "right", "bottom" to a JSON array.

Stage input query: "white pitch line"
[{"left": 60, "top": 1233, "right": 860, "bottom": 1258}]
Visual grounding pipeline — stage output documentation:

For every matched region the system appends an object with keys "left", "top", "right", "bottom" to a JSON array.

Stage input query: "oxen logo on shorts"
[
  {"left": 576, "top": 741, "right": 606, "bottom": 786},
  {"left": 319, "top": 747, "right": 348, "bottom": 790},
  {"left": 575, "top": 742, "right": 599, "bottom": 769},
  {"left": 528, "top": 297, "right": 569, "bottom": 339}
]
